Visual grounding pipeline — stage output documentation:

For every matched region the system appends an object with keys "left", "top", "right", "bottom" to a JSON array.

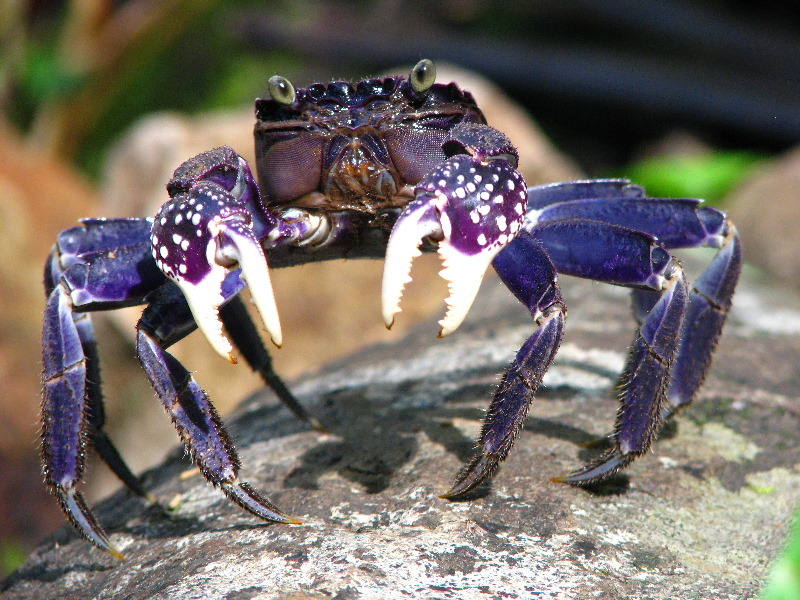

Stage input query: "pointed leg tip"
[
  {"left": 283, "top": 515, "right": 304, "bottom": 525},
  {"left": 227, "top": 353, "right": 238, "bottom": 364},
  {"left": 222, "top": 480, "right": 298, "bottom": 525},
  {"left": 106, "top": 545, "right": 126, "bottom": 561},
  {"left": 551, "top": 449, "right": 629, "bottom": 486},
  {"left": 441, "top": 454, "right": 497, "bottom": 500},
  {"left": 57, "top": 486, "right": 125, "bottom": 559}
]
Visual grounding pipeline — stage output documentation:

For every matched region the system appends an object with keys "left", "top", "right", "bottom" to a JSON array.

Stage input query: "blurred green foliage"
[
  {"left": 4, "top": 1, "right": 303, "bottom": 178},
  {"left": 0, "top": 541, "right": 26, "bottom": 580},
  {"left": 621, "top": 151, "right": 766, "bottom": 206},
  {"left": 762, "top": 513, "right": 800, "bottom": 600}
]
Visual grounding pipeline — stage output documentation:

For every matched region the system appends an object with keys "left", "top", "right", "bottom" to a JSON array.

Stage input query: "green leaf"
[
  {"left": 620, "top": 151, "right": 766, "bottom": 206},
  {"left": 761, "top": 513, "right": 800, "bottom": 600}
]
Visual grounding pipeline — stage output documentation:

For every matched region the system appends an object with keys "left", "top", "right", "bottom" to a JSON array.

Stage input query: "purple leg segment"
[
  {"left": 660, "top": 229, "right": 742, "bottom": 416},
  {"left": 56, "top": 218, "right": 166, "bottom": 308},
  {"left": 531, "top": 218, "right": 671, "bottom": 287},
  {"left": 525, "top": 179, "right": 643, "bottom": 211},
  {"left": 444, "top": 232, "right": 566, "bottom": 498},
  {"left": 527, "top": 217, "right": 694, "bottom": 483},
  {"left": 532, "top": 196, "right": 726, "bottom": 250},
  {"left": 136, "top": 300, "right": 298, "bottom": 525},
  {"left": 41, "top": 283, "right": 123, "bottom": 558},
  {"left": 556, "top": 267, "right": 689, "bottom": 484}
]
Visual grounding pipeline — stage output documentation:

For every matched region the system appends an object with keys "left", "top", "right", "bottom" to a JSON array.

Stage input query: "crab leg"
[
  {"left": 42, "top": 283, "right": 124, "bottom": 558},
  {"left": 525, "top": 219, "right": 689, "bottom": 483},
  {"left": 136, "top": 295, "right": 299, "bottom": 526},
  {"left": 41, "top": 219, "right": 170, "bottom": 558},
  {"left": 525, "top": 184, "right": 742, "bottom": 420},
  {"left": 635, "top": 226, "right": 741, "bottom": 418},
  {"left": 443, "top": 231, "right": 566, "bottom": 498}
]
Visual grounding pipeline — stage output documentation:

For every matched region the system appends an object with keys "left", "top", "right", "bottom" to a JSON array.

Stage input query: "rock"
[
  {"left": 727, "top": 146, "right": 800, "bottom": 287},
  {"left": 4, "top": 256, "right": 799, "bottom": 600}
]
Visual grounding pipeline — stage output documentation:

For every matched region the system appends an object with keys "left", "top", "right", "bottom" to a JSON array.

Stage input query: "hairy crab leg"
[
  {"left": 635, "top": 226, "right": 741, "bottom": 419},
  {"left": 443, "top": 231, "right": 566, "bottom": 498},
  {"left": 136, "top": 289, "right": 299, "bottom": 526},
  {"left": 41, "top": 218, "right": 169, "bottom": 558},
  {"left": 42, "top": 283, "right": 124, "bottom": 559},
  {"left": 525, "top": 184, "right": 742, "bottom": 422},
  {"left": 526, "top": 218, "right": 689, "bottom": 483}
]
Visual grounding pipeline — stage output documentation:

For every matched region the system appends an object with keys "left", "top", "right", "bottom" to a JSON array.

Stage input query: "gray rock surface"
[{"left": 4, "top": 260, "right": 800, "bottom": 600}]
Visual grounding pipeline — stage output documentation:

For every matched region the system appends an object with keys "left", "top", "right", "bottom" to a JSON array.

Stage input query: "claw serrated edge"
[
  {"left": 436, "top": 242, "right": 495, "bottom": 337},
  {"left": 381, "top": 201, "right": 441, "bottom": 329},
  {"left": 223, "top": 225, "right": 282, "bottom": 347},
  {"left": 176, "top": 266, "right": 236, "bottom": 363}
]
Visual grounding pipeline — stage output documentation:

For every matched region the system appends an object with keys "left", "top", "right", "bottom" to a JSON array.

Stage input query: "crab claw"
[
  {"left": 152, "top": 182, "right": 281, "bottom": 361},
  {"left": 383, "top": 154, "right": 528, "bottom": 336}
]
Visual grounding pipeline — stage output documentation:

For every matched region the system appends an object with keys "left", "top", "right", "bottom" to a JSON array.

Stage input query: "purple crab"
[{"left": 41, "top": 60, "right": 741, "bottom": 558}]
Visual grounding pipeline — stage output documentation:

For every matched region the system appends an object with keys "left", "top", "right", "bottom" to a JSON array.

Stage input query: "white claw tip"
[
  {"left": 176, "top": 271, "right": 235, "bottom": 362},
  {"left": 436, "top": 243, "right": 496, "bottom": 337}
]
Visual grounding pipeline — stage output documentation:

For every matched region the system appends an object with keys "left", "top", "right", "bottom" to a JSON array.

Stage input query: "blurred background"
[{"left": 2, "top": 0, "right": 800, "bottom": 582}]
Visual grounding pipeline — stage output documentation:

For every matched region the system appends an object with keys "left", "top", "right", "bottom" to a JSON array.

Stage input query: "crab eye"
[
  {"left": 268, "top": 75, "right": 296, "bottom": 106},
  {"left": 410, "top": 59, "right": 436, "bottom": 95}
]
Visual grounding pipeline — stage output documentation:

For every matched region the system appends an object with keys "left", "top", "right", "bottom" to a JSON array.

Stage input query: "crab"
[{"left": 41, "top": 59, "right": 742, "bottom": 558}]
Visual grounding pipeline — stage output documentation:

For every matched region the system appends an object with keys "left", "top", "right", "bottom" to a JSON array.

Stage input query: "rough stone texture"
[
  {"left": 728, "top": 146, "right": 800, "bottom": 286},
  {"left": 4, "top": 255, "right": 800, "bottom": 600}
]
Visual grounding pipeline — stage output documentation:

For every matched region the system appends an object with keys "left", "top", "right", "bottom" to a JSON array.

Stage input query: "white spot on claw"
[
  {"left": 160, "top": 246, "right": 168, "bottom": 258},
  {"left": 192, "top": 213, "right": 201, "bottom": 226},
  {"left": 477, "top": 234, "right": 487, "bottom": 245},
  {"left": 471, "top": 211, "right": 480, "bottom": 224},
  {"left": 496, "top": 215, "right": 507, "bottom": 231},
  {"left": 478, "top": 205, "right": 490, "bottom": 216},
  {"left": 494, "top": 195, "right": 504, "bottom": 204}
]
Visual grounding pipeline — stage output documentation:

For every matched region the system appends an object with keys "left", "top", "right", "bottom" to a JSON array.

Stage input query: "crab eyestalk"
[{"left": 382, "top": 151, "right": 528, "bottom": 336}]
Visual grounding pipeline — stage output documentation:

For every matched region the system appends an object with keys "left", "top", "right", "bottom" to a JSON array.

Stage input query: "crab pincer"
[
  {"left": 382, "top": 123, "right": 528, "bottom": 336},
  {"left": 151, "top": 152, "right": 285, "bottom": 362}
]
